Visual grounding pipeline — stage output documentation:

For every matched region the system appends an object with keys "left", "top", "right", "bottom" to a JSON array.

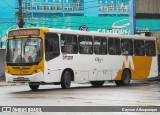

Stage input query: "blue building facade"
[
  {"left": 0, "top": 0, "right": 160, "bottom": 48},
  {"left": 0, "top": 0, "right": 130, "bottom": 48},
  {"left": 14, "top": 0, "right": 129, "bottom": 18},
  {"left": 0, "top": 0, "right": 16, "bottom": 48},
  {"left": 16, "top": 0, "right": 130, "bottom": 35}
]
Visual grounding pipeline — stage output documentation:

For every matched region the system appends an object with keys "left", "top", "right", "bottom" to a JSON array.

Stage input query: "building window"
[
  {"left": 78, "top": 36, "right": 93, "bottom": 54},
  {"left": 61, "top": 34, "right": 78, "bottom": 54},
  {"left": 121, "top": 39, "right": 133, "bottom": 55},
  {"left": 134, "top": 40, "right": 145, "bottom": 56}
]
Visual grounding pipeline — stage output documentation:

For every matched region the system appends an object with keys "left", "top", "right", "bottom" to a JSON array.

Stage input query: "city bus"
[{"left": 5, "top": 28, "right": 158, "bottom": 90}]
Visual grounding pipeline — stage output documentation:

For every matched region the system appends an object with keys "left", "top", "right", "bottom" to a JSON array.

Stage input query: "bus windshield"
[{"left": 6, "top": 38, "right": 42, "bottom": 65}]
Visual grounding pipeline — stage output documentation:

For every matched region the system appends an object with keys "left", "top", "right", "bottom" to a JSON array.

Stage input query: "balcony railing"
[
  {"left": 64, "top": 3, "right": 84, "bottom": 11},
  {"left": 15, "top": 2, "right": 84, "bottom": 11},
  {"left": 98, "top": 3, "right": 129, "bottom": 12}
]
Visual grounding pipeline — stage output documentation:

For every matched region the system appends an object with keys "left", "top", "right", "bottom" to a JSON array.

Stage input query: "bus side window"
[
  {"left": 45, "top": 33, "right": 60, "bottom": 61},
  {"left": 134, "top": 40, "right": 145, "bottom": 56},
  {"left": 121, "top": 39, "right": 133, "bottom": 55},
  {"left": 78, "top": 36, "right": 93, "bottom": 54},
  {"left": 145, "top": 41, "right": 156, "bottom": 56},
  {"left": 108, "top": 38, "right": 121, "bottom": 55},
  {"left": 94, "top": 37, "right": 107, "bottom": 55},
  {"left": 61, "top": 34, "right": 78, "bottom": 54}
]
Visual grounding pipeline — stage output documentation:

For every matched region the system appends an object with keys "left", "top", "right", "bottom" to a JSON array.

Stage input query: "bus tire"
[
  {"left": 115, "top": 70, "right": 131, "bottom": 86},
  {"left": 115, "top": 80, "right": 123, "bottom": 86},
  {"left": 61, "top": 71, "right": 71, "bottom": 89},
  {"left": 90, "top": 81, "right": 104, "bottom": 87},
  {"left": 121, "top": 70, "right": 131, "bottom": 86},
  {"left": 29, "top": 84, "right": 39, "bottom": 91}
]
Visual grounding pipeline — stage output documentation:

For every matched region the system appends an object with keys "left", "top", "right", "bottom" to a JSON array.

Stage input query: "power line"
[
  {"left": 2, "top": 0, "right": 16, "bottom": 12},
  {"left": 0, "top": 0, "right": 130, "bottom": 19},
  {"left": 24, "top": 18, "right": 160, "bottom": 27},
  {"left": 25, "top": 18, "right": 116, "bottom": 26},
  {"left": 0, "top": 12, "right": 15, "bottom": 14}
]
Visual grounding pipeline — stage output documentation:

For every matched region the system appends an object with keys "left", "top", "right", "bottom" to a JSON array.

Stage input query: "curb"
[
  {"left": 0, "top": 81, "right": 28, "bottom": 86},
  {"left": 0, "top": 81, "right": 11, "bottom": 86}
]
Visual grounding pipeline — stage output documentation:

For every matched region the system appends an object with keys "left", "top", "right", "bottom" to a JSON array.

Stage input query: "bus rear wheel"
[
  {"left": 122, "top": 70, "right": 131, "bottom": 85},
  {"left": 90, "top": 81, "right": 105, "bottom": 87},
  {"left": 29, "top": 83, "right": 39, "bottom": 91},
  {"left": 115, "top": 70, "right": 131, "bottom": 86},
  {"left": 61, "top": 71, "right": 71, "bottom": 89}
]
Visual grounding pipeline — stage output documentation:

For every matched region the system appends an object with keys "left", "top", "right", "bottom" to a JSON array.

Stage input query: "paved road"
[{"left": 0, "top": 80, "right": 160, "bottom": 106}]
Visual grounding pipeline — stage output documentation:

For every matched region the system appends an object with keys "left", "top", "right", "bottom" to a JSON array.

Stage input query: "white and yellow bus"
[{"left": 5, "top": 28, "right": 158, "bottom": 90}]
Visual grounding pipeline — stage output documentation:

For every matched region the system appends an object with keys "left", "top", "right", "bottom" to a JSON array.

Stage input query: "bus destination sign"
[{"left": 8, "top": 29, "right": 40, "bottom": 37}]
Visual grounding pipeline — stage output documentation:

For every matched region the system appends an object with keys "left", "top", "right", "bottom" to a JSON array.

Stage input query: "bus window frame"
[
  {"left": 145, "top": 40, "right": 156, "bottom": 56},
  {"left": 121, "top": 38, "right": 133, "bottom": 56},
  {"left": 108, "top": 37, "right": 121, "bottom": 55},
  {"left": 44, "top": 33, "right": 60, "bottom": 61},
  {"left": 94, "top": 36, "right": 108, "bottom": 55},
  {"left": 78, "top": 35, "right": 93, "bottom": 55},
  {"left": 60, "top": 34, "right": 78, "bottom": 54},
  {"left": 134, "top": 39, "right": 145, "bottom": 56}
]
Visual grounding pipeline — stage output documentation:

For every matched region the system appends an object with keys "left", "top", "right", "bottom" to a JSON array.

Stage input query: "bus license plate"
[{"left": 18, "top": 77, "right": 24, "bottom": 81}]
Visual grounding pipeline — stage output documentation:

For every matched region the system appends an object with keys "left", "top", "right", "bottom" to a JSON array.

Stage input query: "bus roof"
[
  {"left": 48, "top": 28, "right": 156, "bottom": 40},
  {"left": 8, "top": 27, "right": 156, "bottom": 40}
]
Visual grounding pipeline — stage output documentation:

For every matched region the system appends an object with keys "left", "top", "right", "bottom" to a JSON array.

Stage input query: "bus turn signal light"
[{"left": 5, "top": 69, "right": 9, "bottom": 74}]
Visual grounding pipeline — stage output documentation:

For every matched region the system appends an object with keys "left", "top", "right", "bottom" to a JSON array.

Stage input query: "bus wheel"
[
  {"left": 29, "top": 83, "right": 39, "bottom": 91},
  {"left": 115, "top": 80, "right": 123, "bottom": 86},
  {"left": 61, "top": 71, "right": 71, "bottom": 89},
  {"left": 121, "top": 70, "right": 131, "bottom": 86},
  {"left": 90, "top": 81, "right": 105, "bottom": 87},
  {"left": 115, "top": 70, "right": 131, "bottom": 86}
]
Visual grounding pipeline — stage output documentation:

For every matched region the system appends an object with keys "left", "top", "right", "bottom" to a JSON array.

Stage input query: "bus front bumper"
[{"left": 5, "top": 72, "right": 44, "bottom": 83}]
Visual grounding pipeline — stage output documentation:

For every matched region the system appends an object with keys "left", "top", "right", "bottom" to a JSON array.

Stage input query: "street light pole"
[
  {"left": 129, "top": 0, "right": 136, "bottom": 35},
  {"left": 18, "top": 0, "right": 25, "bottom": 28}
]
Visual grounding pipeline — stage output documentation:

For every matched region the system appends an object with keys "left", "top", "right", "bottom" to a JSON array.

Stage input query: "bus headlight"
[{"left": 35, "top": 68, "right": 42, "bottom": 73}]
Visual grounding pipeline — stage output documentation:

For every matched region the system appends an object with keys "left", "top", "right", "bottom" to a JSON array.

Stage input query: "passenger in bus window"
[
  {"left": 121, "top": 42, "right": 128, "bottom": 55},
  {"left": 140, "top": 42, "right": 145, "bottom": 56},
  {"left": 109, "top": 46, "right": 114, "bottom": 54},
  {"left": 73, "top": 44, "right": 78, "bottom": 54},
  {"left": 89, "top": 46, "right": 93, "bottom": 54},
  {"left": 99, "top": 45, "right": 104, "bottom": 54},
  {"left": 79, "top": 45, "right": 85, "bottom": 54}
]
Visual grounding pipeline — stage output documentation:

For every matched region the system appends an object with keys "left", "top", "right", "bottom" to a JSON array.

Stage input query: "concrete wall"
[
  {"left": 0, "top": 49, "right": 6, "bottom": 77},
  {"left": 136, "top": 0, "right": 160, "bottom": 14}
]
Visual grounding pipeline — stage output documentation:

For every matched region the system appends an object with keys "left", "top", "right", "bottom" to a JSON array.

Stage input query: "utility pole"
[{"left": 18, "top": 0, "right": 25, "bottom": 28}]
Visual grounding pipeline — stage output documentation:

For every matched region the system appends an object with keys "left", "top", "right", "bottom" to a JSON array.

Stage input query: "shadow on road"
[{"left": 9, "top": 80, "right": 159, "bottom": 95}]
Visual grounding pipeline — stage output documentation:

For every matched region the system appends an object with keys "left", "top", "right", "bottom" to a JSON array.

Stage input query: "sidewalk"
[
  {"left": 0, "top": 80, "right": 11, "bottom": 86},
  {"left": 0, "top": 77, "right": 12, "bottom": 86},
  {"left": 0, "top": 79, "right": 28, "bottom": 86}
]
